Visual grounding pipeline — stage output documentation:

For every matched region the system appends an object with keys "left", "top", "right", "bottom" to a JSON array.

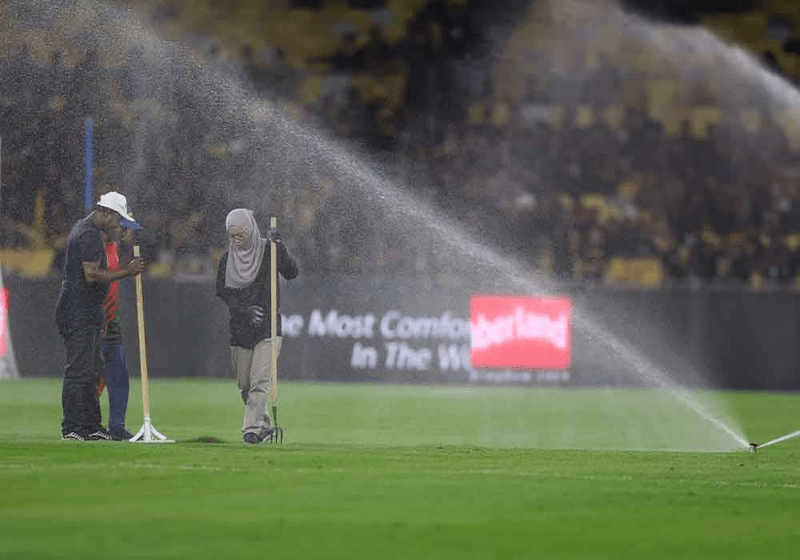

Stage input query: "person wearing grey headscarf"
[{"left": 216, "top": 208, "right": 299, "bottom": 444}]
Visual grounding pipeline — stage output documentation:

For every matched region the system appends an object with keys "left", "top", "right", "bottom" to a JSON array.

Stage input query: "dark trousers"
[
  {"left": 60, "top": 327, "right": 104, "bottom": 435},
  {"left": 102, "top": 339, "right": 129, "bottom": 432}
]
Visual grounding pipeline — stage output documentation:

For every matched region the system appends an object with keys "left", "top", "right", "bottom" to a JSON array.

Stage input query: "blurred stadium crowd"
[{"left": 3, "top": 0, "right": 800, "bottom": 288}]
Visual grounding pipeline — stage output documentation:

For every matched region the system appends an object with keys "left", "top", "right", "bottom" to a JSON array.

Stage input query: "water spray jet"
[
  {"left": 4, "top": 0, "right": 759, "bottom": 450},
  {"left": 754, "top": 430, "right": 800, "bottom": 451}
]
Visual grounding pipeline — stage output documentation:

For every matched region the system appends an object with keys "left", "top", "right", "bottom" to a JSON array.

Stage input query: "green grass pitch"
[{"left": 0, "top": 378, "right": 798, "bottom": 559}]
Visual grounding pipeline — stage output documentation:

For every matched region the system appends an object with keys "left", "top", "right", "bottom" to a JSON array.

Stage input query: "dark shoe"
[
  {"left": 61, "top": 431, "right": 85, "bottom": 441},
  {"left": 243, "top": 432, "right": 262, "bottom": 444},
  {"left": 110, "top": 428, "right": 134, "bottom": 441},
  {"left": 86, "top": 428, "right": 113, "bottom": 441}
]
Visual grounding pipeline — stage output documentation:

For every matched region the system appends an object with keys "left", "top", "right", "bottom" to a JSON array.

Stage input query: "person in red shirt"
[{"left": 97, "top": 211, "right": 141, "bottom": 441}]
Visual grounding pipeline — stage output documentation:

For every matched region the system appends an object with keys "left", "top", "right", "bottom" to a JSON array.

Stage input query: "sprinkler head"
[{"left": 749, "top": 443, "right": 758, "bottom": 453}]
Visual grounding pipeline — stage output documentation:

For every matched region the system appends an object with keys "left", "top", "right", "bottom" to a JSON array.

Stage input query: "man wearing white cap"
[{"left": 55, "top": 191, "right": 145, "bottom": 441}]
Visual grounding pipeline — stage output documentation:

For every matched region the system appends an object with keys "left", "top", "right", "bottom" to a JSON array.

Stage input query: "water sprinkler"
[{"left": 749, "top": 443, "right": 758, "bottom": 453}]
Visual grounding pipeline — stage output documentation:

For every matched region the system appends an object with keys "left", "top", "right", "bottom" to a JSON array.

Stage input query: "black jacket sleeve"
[
  {"left": 277, "top": 241, "right": 299, "bottom": 280},
  {"left": 215, "top": 252, "right": 246, "bottom": 315}
]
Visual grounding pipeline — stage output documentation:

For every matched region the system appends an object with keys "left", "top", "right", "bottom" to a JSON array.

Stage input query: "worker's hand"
[
  {"left": 267, "top": 227, "right": 281, "bottom": 244},
  {"left": 126, "top": 257, "right": 145, "bottom": 275},
  {"left": 247, "top": 305, "right": 265, "bottom": 325}
]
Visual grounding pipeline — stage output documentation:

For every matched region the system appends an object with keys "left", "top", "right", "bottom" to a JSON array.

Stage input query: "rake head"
[
  {"left": 265, "top": 405, "right": 283, "bottom": 444},
  {"left": 265, "top": 426, "right": 284, "bottom": 444}
]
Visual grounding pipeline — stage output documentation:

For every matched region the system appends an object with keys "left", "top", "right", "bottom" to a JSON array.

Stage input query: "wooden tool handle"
[
  {"left": 269, "top": 217, "right": 278, "bottom": 416},
  {"left": 133, "top": 245, "right": 150, "bottom": 417}
]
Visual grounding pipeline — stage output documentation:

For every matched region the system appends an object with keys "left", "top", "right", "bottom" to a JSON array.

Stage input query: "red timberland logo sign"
[{"left": 470, "top": 295, "right": 572, "bottom": 369}]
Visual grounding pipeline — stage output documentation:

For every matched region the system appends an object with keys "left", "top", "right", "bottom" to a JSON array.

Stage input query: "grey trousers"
[{"left": 230, "top": 337, "right": 281, "bottom": 435}]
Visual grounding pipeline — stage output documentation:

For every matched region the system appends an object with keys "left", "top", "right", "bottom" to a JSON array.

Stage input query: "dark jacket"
[
  {"left": 55, "top": 218, "right": 109, "bottom": 334},
  {"left": 216, "top": 241, "right": 299, "bottom": 349}
]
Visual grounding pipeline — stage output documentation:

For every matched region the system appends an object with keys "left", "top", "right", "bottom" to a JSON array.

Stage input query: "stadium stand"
[{"left": 3, "top": 0, "right": 800, "bottom": 289}]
